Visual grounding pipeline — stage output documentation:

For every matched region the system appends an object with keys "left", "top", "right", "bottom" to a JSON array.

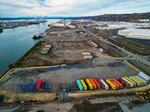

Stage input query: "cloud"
[
  {"left": 0, "top": 2, "right": 32, "bottom": 9},
  {"left": 0, "top": 0, "right": 149, "bottom": 16}
]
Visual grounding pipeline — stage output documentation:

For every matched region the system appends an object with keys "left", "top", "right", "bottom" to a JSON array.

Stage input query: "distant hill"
[
  {"left": 93, "top": 12, "right": 150, "bottom": 22},
  {"left": 0, "top": 16, "right": 94, "bottom": 20}
]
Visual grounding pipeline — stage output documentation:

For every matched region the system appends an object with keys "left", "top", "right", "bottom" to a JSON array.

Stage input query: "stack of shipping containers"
[{"left": 75, "top": 72, "right": 149, "bottom": 91}]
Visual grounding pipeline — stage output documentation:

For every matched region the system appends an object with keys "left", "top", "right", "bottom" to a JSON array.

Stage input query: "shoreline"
[
  {"left": 0, "top": 40, "right": 42, "bottom": 78},
  {"left": 0, "top": 20, "right": 47, "bottom": 30},
  {"left": 0, "top": 24, "right": 49, "bottom": 78}
]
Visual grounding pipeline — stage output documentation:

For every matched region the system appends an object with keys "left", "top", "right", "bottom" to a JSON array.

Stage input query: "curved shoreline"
[{"left": 0, "top": 40, "right": 42, "bottom": 79}]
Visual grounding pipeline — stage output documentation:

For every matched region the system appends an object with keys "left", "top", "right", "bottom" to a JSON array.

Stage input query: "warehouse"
[{"left": 118, "top": 29, "right": 150, "bottom": 40}]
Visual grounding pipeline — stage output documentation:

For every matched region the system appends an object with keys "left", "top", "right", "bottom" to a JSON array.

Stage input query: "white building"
[{"left": 118, "top": 28, "right": 150, "bottom": 40}]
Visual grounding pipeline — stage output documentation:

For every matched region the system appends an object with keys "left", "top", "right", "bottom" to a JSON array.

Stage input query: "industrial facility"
[{"left": 0, "top": 19, "right": 150, "bottom": 112}]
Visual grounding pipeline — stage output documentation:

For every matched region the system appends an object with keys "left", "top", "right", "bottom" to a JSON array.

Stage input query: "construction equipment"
[{"left": 135, "top": 91, "right": 149, "bottom": 102}]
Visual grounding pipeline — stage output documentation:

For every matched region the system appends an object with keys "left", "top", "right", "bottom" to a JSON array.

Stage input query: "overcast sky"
[{"left": 0, "top": 0, "right": 150, "bottom": 16}]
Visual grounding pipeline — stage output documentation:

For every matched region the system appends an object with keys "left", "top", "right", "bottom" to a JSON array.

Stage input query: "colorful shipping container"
[
  {"left": 133, "top": 76, "right": 145, "bottom": 86},
  {"left": 138, "top": 72, "right": 150, "bottom": 82},
  {"left": 100, "top": 79, "right": 109, "bottom": 89},
  {"left": 118, "top": 78, "right": 130, "bottom": 88},
  {"left": 129, "top": 76, "right": 141, "bottom": 86},
  {"left": 80, "top": 80, "right": 87, "bottom": 91},
  {"left": 36, "top": 79, "right": 43, "bottom": 90},
  {"left": 90, "top": 79, "right": 97, "bottom": 89},
  {"left": 112, "top": 79, "right": 123, "bottom": 89},
  {"left": 93, "top": 78, "right": 101, "bottom": 89},
  {"left": 85, "top": 79, "right": 93, "bottom": 90},
  {"left": 124, "top": 76, "right": 137, "bottom": 87},
  {"left": 106, "top": 79, "right": 117, "bottom": 90},
  {"left": 122, "top": 77, "right": 133, "bottom": 88},
  {"left": 40, "top": 44, "right": 52, "bottom": 54},
  {"left": 75, "top": 73, "right": 149, "bottom": 92},
  {"left": 137, "top": 76, "right": 147, "bottom": 85},
  {"left": 77, "top": 80, "right": 83, "bottom": 91}
]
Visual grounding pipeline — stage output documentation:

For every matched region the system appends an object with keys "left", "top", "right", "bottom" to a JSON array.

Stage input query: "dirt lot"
[{"left": 17, "top": 28, "right": 118, "bottom": 67}]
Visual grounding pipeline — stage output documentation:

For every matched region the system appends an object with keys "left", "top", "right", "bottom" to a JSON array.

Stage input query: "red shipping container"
[
  {"left": 97, "top": 79, "right": 105, "bottom": 89},
  {"left": 93, "top": 79, "right": 101, "bottom": 89},
  {"left": 113, "top": 79, "right": 123, "bottom": 88},
  {"left": 36, "top": 79, "right": 43, "bottom": 90},
  {"left": 118, "top": 79, "right": 130, "bottom": 88}
]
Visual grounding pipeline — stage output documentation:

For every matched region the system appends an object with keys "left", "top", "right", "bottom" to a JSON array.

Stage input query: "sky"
[{"left": 0, "top": 0, "right": 150, "bottom": 16}]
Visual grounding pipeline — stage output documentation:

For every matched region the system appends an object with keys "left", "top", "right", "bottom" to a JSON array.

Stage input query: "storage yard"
[
  {"left": 0, "top": 59, "right": 139, "bottom": 92},
  {"left": 0, "top": 20, "right": 150, "bottom": 109}
]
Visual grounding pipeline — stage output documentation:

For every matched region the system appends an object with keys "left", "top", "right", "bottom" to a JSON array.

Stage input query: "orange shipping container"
[
  {"left": 112, "top": 79, "right": 123, "bottom": 88},
  {"left": 93, "top": 79, "right": 101, "bottom": 89},
  {"left": 110, "top": 79, "right": 120, "bottom": 89},
  {"left": 90, "top": 79, "right": 97, "bottom": 89}
]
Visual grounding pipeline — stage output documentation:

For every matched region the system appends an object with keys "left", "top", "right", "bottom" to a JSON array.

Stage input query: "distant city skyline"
[{"left": 0, "top": 0, "right": 150, "bottom": 16}]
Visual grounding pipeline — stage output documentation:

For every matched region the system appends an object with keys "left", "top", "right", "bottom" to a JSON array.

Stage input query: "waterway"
[{"left": 0, "top": 20, "right": 56, "bottom": 75}]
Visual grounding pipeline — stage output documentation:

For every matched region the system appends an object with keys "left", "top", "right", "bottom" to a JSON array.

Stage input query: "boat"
[
  {"left": 0, "top": 29, "right": 3, "bottom": 33},
  {"left": 32, "top": 33, "right": 43, "bottom": 40}
]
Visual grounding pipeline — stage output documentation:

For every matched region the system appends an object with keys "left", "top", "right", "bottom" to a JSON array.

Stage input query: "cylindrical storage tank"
[
  {"left": 105, "top": 79, "right": 117, "bottom": 90},
  {"left": 129, "top": 76, "right": 141, "bottom": 86},
  {"left": 76, "top": 80, "right": 83, "bottom": 91},
  {"left": 85, "top": 79, "right": 93, "bottom": 90},
  {"left": 80, "top": 80, "right": 87, "bottom": 91},
  {"left": 122, "top": 77, "right": 133, "bottom": 88},
  {"left": 90, "top": 79, "right": 97, "bottom": 89},
  {"left": 100, "top": 79, "right": 109, "bottom": 90}
]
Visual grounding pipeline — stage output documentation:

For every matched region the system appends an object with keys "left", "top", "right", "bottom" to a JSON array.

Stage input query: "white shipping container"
[
  {"left": 137, "top": 76, "right": 147, "bottom": 85},
  {"left": 100, "top": 79, "right": 109, "bottom": 90},
  {"left": 138, "top": 72, "right": 150, "bottom": 82},
  {"left": 99, "top": 48, "right": 103, "bottom": 52},
  {"left": 129, "top": 76, "right": 140, "bottom": 86},
  {"left": 122, "top": 77, "right": 133, "bottom": 88},
  {"left": 83, "top": 56, "right": 93, "bottom": 59}
]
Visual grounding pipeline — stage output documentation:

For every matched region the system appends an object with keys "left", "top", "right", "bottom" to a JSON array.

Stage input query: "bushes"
[{"left": 0, "top": 95, "right": 5, "bottom": 102}]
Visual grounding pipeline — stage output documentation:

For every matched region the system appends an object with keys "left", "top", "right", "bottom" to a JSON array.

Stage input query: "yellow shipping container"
[
  {"left": 81, "top": 80, "right": 87, "bottom": 91},
  {"left": 124, "top": 76, "right": 137, "bottom": 87},
  {"left": 85, "top": 79, "right": 93, "bottom": 90},
  {"left": 106, "top": 79, "right": 117, "bottom": 90},
  {"left": 133, "top": 76, "right": 145, "bottom": 86}
]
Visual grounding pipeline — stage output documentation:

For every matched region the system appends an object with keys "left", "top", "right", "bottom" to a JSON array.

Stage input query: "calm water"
[{"left": 0, "top": 20, "right": 55, "bottom": 75}]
